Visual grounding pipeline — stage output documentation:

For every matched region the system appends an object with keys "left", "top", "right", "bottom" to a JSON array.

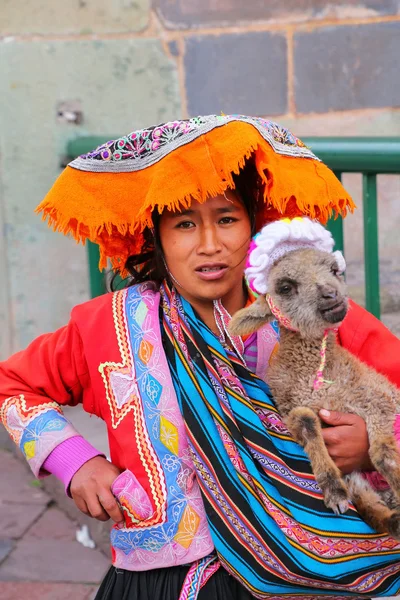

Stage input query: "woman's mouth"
[{"left": 195, "top": 263, "right": 229, "bottom": 281}]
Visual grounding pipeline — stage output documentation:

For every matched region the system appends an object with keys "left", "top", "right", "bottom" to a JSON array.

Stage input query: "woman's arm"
[
  {"left": 0, "top": 320, "right": 124, "bottom": 524},
  {"left": 0, "top": 321, "right": 91, "bottom": 477},
  {"left": 338, "top": 299, "right": 400, "bottom": 386},
  {"left": 320, "top": 300, "right": 400, "bottom": 478}
]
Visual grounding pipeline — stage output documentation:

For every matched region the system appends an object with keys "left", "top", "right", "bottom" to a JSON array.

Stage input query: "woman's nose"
[{"left": 197, "top": 226, "right": 222, "bottom": 254}]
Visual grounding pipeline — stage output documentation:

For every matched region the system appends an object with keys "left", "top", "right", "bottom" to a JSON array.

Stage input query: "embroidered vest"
[
  {"left": 102, "top": 283, "right": 215, "bottom": 569},
  {"left": 1, "top": 282, "right": 279, "bottom": 571}
]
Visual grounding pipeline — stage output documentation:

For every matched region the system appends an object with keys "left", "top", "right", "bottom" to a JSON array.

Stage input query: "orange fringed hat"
[{"left": 36, "top": 115, "right": 354, "bottom": 273}]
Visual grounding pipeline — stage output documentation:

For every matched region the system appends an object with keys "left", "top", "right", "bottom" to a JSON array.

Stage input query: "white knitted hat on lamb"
[{"left": 246, "top": 217, "right": 346, "bottom": 294}]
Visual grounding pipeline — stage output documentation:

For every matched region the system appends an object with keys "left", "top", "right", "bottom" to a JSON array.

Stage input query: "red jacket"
[
  {"left": 337, "top": 300, "right": 400, "bottom": 387},
  {"left": 0, "top": 289, "right": 399, "bottom": 571},
  {"left": 0, "top": 293, "right": 399, "bottom": 472}
]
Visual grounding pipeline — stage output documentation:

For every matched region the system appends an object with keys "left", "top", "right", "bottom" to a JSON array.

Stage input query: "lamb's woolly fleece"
[{"left": 246, "top": 217, "right": 346, "bottom": 294}]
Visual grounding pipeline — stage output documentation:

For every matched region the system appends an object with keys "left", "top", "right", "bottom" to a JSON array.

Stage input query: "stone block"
[
  {"left": 185, "top": 32, "right": 287, "bottom": 116},
  {"left": 0, "top": 38, "right": 180, "bottom": 353},
  {"left": 278, "top": 109, "right": 400, "bottom": 138},
  {"left": 0, "top": 425, "right": 14, "bottom": 452},
  {"left": 0, "top": 540, "right": 13, "bottom": 564},
  {"left": 0, "top": 0, "right": 150, "bottom": 35},
  {"left": 155, "top": 0, "right": 400, "bottom": 29},
  {"left": 24, "top": 507, "right": 77, "bottom": 541},
  {"left": 0, "top": 539, "right": 109, "bottom": 583},
  {"left": 0, "top": 503, "right": 46, "bottom": 540},
  {"left": 0, "top": 450, "right": 50, "bottom": 505},
  {"left": 294, "top": 22, "right": 400, "bottom": 114},
  {"left": 0, "top": 582, "right": 97, "bottom": 600}
]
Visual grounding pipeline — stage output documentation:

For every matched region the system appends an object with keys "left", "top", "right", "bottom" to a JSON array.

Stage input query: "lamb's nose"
[{"left": 319, "top": 285, "right": 337, "bottom": 300}]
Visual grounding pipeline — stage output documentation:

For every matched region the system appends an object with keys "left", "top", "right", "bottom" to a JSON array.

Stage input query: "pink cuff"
[
  {"left": 42, "top": 435, "right": 104, "bottom": 496},
  {"left": 362, "top": 414, "right": 400, "bottom": 491}
]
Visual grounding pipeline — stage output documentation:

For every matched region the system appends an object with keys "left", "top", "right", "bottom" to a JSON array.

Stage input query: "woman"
[{"left": 1, "top": 115, "right": 400, "bottom": 599}]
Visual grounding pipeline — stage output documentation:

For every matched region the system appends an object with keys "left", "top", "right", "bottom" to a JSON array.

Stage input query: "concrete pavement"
[{"left": 0, "top": 449, "right": 109, "bottom": 600}]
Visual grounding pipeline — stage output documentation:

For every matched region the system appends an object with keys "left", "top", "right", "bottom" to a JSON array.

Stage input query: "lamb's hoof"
[
  {"left": 387, "top": 511, "right": 400, "bottom": 540},
  {"left": 325, "top": 496, "right": 349, "bottom": 515},
  {"left": 323, "top": 485, "right": 349, "bottom": 515}
]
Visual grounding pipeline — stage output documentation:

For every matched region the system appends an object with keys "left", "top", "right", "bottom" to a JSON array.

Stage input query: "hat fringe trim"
[{"left": 35, "top": 123, "right": 354, "bottom": 273}]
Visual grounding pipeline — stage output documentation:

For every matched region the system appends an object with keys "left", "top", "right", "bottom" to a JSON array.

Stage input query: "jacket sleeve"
[
  {"left": 0, "top": 319, "right": 91, "bottom": 478},
  {"left": 338, "top": 300, "right": 400, "bottom": 489},
  {"left": 338, "top": 300, "right": 400, "bottom": 387}
]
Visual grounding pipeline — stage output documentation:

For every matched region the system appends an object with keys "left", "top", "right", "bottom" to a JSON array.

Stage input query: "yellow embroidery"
[
  {"left": 174, "top": 505, "right": 200, "bottom": 549},
  {"left": 23, "top": 440, "right": 36, "bottom": 459},
  {"left": 160, "top": 415, "right": 179, "bottom": 456}
]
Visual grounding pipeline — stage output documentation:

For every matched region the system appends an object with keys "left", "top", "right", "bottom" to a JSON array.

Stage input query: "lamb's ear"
[{"left": 229, "top": 294, "right": 273, "bottom": 336}]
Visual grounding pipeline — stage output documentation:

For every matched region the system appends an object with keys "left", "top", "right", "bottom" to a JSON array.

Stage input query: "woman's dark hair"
[{"left": 110, "top": 157, "right": 262, "bottom": 291}]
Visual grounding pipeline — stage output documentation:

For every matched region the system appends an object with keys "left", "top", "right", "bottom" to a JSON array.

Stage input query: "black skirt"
[{"left": 95, "top": 564, "right": 253, "bottom": 600}]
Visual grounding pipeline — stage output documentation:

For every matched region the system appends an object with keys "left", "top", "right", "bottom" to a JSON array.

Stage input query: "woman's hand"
[
  {"left": 319, "top": 409, "right": 373, "bottom": 474},
  {"left": 70, "top": 456, "right": 124, "bottom": 525}
]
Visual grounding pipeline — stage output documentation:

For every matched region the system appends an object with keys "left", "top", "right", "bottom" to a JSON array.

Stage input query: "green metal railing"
[
  {"left": 86, "top": 239, "right": 106, "bottom": 298},
  {"left": 305, "top": 138, "right": 400, "bottom": 320},
  {"left": 66, "top": 136, "right": 400, "bottom": 320}
]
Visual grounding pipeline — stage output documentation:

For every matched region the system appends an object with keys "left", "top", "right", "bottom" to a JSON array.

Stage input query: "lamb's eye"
[
  {"left": 279, "top": 284, "right": 292, "bottom": 295},
  {"left": 331, "top": 266, "right": 339, "bottom": 276}
]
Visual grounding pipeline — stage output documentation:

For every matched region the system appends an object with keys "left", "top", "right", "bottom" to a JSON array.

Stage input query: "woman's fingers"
[
  {"left": 73, "top": 494, "right": 90, "bottom": 517},
  {"left": 73, "top": 488, "right": 123, "bottom": 524},
  {"left": 86, "top": 496, "right": 110, "bottom": 522},
  {"left": 70, "top": 456, "right": 123, "bottom": 522},
  {"left": 98, "top": 490, "right": 124, "bottom": 524},
  {"left": 319, "top": 409, "right": 372, "bottom": 473}
]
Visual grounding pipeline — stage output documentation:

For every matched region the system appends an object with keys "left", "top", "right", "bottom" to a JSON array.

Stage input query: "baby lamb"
[{"left": 230, "top": 218, "right": 400, "bottom": 539}]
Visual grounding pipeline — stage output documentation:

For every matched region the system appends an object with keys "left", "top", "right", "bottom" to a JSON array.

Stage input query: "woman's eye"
[
  {"left": 219, "top": 217, "right": 237, "bottom": 225},
  {"left": 176, "top": 221, "right": 194, "bottom": 229}
]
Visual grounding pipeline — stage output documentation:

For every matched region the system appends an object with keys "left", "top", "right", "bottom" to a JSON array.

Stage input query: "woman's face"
[{"left": 159, "top": 190, "right": 252, "bottom": 315}]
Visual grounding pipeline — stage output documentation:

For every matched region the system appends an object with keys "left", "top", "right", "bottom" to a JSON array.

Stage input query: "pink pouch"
[{"left": 111, "top": 469, "right": 154, "bottom": 526}]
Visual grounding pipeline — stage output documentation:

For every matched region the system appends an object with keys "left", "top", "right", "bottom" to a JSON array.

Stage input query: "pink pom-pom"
[{"left": 245, "top": 239, "right": 258, "bottom": 270}]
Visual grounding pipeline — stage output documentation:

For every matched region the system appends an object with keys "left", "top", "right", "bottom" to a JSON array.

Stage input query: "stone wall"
[{"left": 1, "top": 1, "right": 400, "bottom": 358}]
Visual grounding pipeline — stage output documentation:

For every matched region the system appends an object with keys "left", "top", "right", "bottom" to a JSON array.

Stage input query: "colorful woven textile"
[
  {"left": 160, "top": 282, "right": 400, "bottom": 598},
  {"left": 35, "top": 115, "right": 354, "bottom": 273}
]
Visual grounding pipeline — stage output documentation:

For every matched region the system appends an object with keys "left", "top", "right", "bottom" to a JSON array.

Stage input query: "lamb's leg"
[
  {"left": 346, "top": 472, "right": 400, "bottom": 539},
  {"left": 367, "top": 427, "right": 400, "bottom": 505},
  {"left": 286, "top": 406, "right": 349, "bottom": 514}
]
